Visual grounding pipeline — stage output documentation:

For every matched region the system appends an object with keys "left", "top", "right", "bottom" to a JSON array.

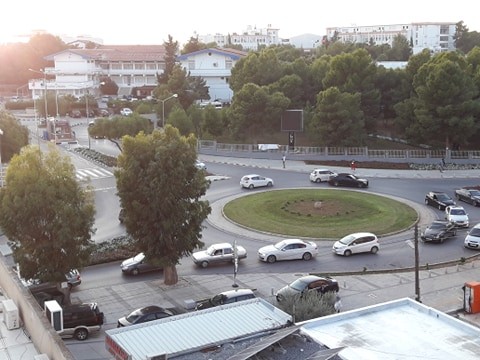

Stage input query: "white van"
[{"left": 332, "top": 232, "right": 379, "bottom": 256}]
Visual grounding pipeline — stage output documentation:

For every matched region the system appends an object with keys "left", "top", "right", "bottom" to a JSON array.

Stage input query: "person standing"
[
  {"left": 351, "top": 160, "right": 356, "bottom": 172},
  {"left": 282, "top": 154, "right": 286, "bottom": 168}
]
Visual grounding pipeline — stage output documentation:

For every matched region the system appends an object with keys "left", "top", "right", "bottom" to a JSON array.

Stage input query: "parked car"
[
  {"left": 15, "top": 266, "right": 81, "bottom": 289},
  {"left": 59, "top": 302, "right": 104, "bottom": 340},
  {"left": 192, "top": 242, "right": 247, "bottom": 268},
  {"left": 421, "top": 220, "right": 457, "bottom": 243},
  {"left": 455, "top": 188, "right": 480, "bottom": 207},
  {"left": 445, "top": 206, "right": 469, "bottom": 228},
  {"left": 309, "top": 168, "right": 337, "bottom": 183},
  {"left": 275, "top": 275, "right": 339, "bottom": 302},
  {"left": 332, "top": 232, "right": 379, "bottom": 256},
  {"left": 120, "top": 108, "right": 133, "bottom": 116},
  {"left": 117, "top": 305, "right": 181, "bottom": 327},
  {"left": 240, "top": 174, "right": 274, "bottom": 189},
  {"left": 195, "top": 289, "right": 256, "bottom": 310},
  {"left": 257, "top": 239, "right": 318, "bottom": 263},
  {"left": 195, "top": 160, "right": 207, "bottom": 170},
  {"left": 328, "top": 173, "right": 368, "bottom": 188},
  {"left": 424, "top": 191, "right": 456, "bottom": 210},
  {"left": 465, "top": 223, "right": 480, "bottom": 249},
  {"left": 121, "top": 252, "right": 163, "bottom": 275},
  {"left": 70, "top": 109, "right": 82, "bottom": 118}
]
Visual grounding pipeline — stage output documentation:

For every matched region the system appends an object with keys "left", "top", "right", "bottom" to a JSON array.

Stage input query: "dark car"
[
  {"left": 455, "top": 188, "right": 480, "bottom": 207},
  {"left": 60, "top": 302, "right": 104, "bottom": 340},
  {"left": 120, "top": 252, "right": 163, "bottom": 275},
  {"left": 195, "top": 289, "right": 256, "bottom": 310},
  {"left": 117, "top": 305, "right": 181, "bottom": 327},
  {"left": 421, "top": 220, "right": 457, "bottom": 243},
  {"left": 328, "top": 173, "right": 368, "bottom": 188},
  {"left": 425, "top": 191, "right": 456, "bottom": 210},
  {"left": 275, "top": 275, "right": 339, "bottom": 302}
]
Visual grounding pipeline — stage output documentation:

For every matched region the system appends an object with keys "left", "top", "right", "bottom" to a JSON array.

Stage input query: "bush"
[
  {"left": 73, "top": 147, "right": 117, "bottom": 167},
  {"left": 274, "top": 291, "right": 339, "bottom": 322},
  {"left": 88, "top": 235, "right": 137, "bottom": 265}
]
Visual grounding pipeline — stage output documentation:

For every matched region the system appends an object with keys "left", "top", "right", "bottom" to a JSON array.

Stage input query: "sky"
[{"left": 2, "top": 0, "right": 479, "bottom": 46}]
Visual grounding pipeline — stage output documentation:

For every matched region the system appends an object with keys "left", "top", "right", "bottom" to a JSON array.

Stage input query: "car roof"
[
  {"left": 243, "top": 174, "right": 260, "bottom": 177},
  {"left": 219, "top": 288, "right": 254, "bottom": 297},
  {"left": 344, "top": 232, "right": 377, "bottom": 238},
  {"left": 211, "top": 243, "right": 232, "bottom": 249},
  {"left": 132, "top": 305, "right": 165, "bottom": 315},
  {"left": 297, "top": 275, "right": 334, "bottom": 283},
  {"left": 312, "top": 168, "right": 331, "bottom": 171},
  {"left": 280, "top": 239, "right": 304, "bottom": 244},
  {"left": 447, "top": 206, "right": 465, "bottom": 210}
]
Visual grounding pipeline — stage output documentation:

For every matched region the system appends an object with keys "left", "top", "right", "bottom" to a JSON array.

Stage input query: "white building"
[
  {"left": 28, "top": 45, "right": 166, "bottom": 100},
  {"left": 177, "top": 47, "right": 248, "bottom": 102},
  {"left": 326, "top": 22, "right": 456, "bottom": 54},
  {"left": 197, "top": 24, "right": 281, "bottom": 51}
]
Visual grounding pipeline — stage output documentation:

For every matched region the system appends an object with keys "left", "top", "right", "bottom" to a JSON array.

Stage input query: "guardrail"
[{"left": 197, "top": 140, "right": 480, "bottom": 165}]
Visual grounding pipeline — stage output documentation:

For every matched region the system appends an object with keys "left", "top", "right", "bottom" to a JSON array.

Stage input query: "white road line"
[{"left": 76, "top": 168, "right": 114, "bottom": 180}]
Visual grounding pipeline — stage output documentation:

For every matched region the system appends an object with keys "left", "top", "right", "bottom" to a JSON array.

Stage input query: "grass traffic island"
[{"left": 223, "top": 189, "right": 418, "bottom": 239}]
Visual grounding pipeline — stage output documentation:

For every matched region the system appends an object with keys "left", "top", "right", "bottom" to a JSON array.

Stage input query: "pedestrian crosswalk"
[{"left": 76, "top": 168, "right": 114, "bottom": 181}]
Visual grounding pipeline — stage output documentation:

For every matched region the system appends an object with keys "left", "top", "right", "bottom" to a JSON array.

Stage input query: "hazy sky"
[{"left": 2, "top": 0, "right": 479, "bottom": 46}]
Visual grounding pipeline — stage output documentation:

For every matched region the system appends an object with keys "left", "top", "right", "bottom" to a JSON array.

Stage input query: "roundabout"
[{"left": 222, "top": 189, "right": 418, "bottom": 238}]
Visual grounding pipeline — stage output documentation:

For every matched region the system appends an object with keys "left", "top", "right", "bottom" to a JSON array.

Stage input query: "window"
[
  {"left": 123, "top": 63, "right": 133, "bottom": 70},
  {"left": 188, "top": 60, "right": 195, "bottom": 70},
  {"left": 134, "top": 63, "right": 145, "bottom": 70},
  {"left": 146, "top": 63, "right": 157, "bottom": 70}
]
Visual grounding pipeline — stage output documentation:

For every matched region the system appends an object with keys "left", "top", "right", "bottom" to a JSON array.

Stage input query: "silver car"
[
  {"left": 192, "top": 243, "right": 247, "bottom": 268},
  {"left": 240, "top": 174, "right": 274, "bottom": 189}
]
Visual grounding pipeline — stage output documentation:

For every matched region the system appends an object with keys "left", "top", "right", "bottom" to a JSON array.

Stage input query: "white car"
[
  {"left": 465, "top": 223, "right": 480, "bottom": 249},
  {"left": 332, "top": 232, "right": 379, "bottom": 256},
  {"left": 192, "top": 242, "right": 247, "bottom": 268},
  {"left": 120, "top": 108, "right": 133, "bottom": 116},
  {"left": 258, "top": 239, "right": 318, "bottom": 263},
  {"left": 445, "top": 206, "right": 469, "bottom": 228},
  {"left": 195, "top": 160, "right": 207, "bottom": 170},
  {"left": 240, "top": 174, "right": 274, "bottom": 189},
  {"left": 309, "top": 168, "right": 337, "bottom": 183}
]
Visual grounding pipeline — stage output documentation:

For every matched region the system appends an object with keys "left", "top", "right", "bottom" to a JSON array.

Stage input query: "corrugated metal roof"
[
  {"left": 106, "top": 298, "right": 292, "bottom": 360},
  {"left": 299, "top": 298, "right": 480, "bottom": 360}
]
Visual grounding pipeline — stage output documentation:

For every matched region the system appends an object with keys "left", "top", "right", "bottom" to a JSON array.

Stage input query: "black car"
[
  {"left": 60, "top": 302, "right": 104, "bottom": 340},
  {"left": 275, "top": 275, "right": 339, "bottom": 302},
  {"left": 455, "top": 188, "right": 480, "bottom": 207},
  {"left": 117, "top": 305, "right": 181, "bottom": 327},
  {"left": 195, "top": 289, "right": 256, "bottom": 310},
  {"left": 120, "top": 252, "right": 163, "bottom": 276},
  {"left": 424, "top": 191, "right": 456, "bottom": 210},
  {"left": 421, "top": 220, "right": 457, "bottom": 243},
  {"left": 328, "top": 173, "right": 368, "bottom": 188}
]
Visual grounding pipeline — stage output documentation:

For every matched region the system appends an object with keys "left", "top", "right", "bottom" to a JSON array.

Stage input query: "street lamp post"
[
  {"left": 29, "top": 68, "right": 53, "bottom": 142},
  {"left": 86, "top": 89, "right": 91, "bottom": 149},
  {"left": 160, "top": 94, "right": 178, "bottom": 129}
]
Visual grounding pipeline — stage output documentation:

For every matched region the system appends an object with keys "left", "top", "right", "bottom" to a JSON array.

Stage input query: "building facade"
[
  {"left": 326, "top": 22, "right": 456, "bottom": 54},
  {"left": 177, "top": 47, "right": 247, "bottom": 102},
  {"left": 197, "top": 24, "right": 281, "bottom": 51},
  {"left": 29, "top": 45, "right": 166, "bottom": 100}
]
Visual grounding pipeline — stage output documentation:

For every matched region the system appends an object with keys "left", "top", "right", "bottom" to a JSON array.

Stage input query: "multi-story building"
[
  {"left": 177, "top": 47, "right": 247, "bottom": 102},
  {"left": 326, "top": 22, "right": 456, "bottom": 54},
  {"left": 29, "top": 45, "right": 166, "bottom": 100},
  {"left": 197, "top": 24, "right": 281, "bottom": 51}
]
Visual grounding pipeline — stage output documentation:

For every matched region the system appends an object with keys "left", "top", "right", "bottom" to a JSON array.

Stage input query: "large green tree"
[
  {"left": 0, "top": 145, "right": 95, "bottom": 303},
  {"left": 115, "top": 127, "right": 211, "bottom": 285},
  {"left": 308, "top": 87, "right": 365, "bottom": 146},
  {"left": 0, "top": 111, "right": 29, "bottom": 162}
]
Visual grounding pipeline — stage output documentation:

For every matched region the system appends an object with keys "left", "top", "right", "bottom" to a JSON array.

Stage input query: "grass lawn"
[{"left": 223, "top": 189, "right": 418, "bottom": 239}]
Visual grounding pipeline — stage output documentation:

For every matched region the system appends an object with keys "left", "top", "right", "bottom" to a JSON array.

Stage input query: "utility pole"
[{"left": 414, "top": 224, "right": 421, "bottom": 302}]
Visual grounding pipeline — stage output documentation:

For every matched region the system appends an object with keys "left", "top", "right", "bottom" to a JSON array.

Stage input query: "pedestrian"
[
  {"left": 351, "top": 160, "right": 356, "bottom": 172},
  {"left": 282, "top": 154, "right": 286, "bottom": 168},
  {"left": 442, "top": 157, "right": 446, "bottom": 168}
]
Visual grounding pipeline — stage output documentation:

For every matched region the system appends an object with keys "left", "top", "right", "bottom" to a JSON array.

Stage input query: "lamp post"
[
  {"left": 160, "top": 94, "right": 178, "bottom": 129},
  {"left": 86, "top": 89, "right": 91, "bottom": 149},
  {"left": 29, "top": 68, "right": 54, "bottom": 142}
]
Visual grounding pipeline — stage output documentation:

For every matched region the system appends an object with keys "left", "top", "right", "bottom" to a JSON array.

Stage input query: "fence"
[{"left": 197, "top": 140, "right": 480, "bottom": 165}]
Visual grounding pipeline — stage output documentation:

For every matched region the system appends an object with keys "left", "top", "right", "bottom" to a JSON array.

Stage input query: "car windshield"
[
  {"left": 430, "top": 222, "right": 446, "bottom": 229},
  {"left": 274, "top": 240, "right": 288, "bottom": 250},
  {"left": 437, "top": 194, "right": 450, "bottom": 201},
  {"left": 450, "top": 209, "right": 466, "bottom": 215},
  {"left": 470, "top": 190, "right": 480, "bottom": 196},
  {"left": 206, "top": 245, "right": 216, "bottom": 256},
  {"left": 339, "top": 235, "right": 355, "bottom": 245},
  {"left": 289, "top": 278, "right": 309, "bottom": 292},
  {"left": 470, "top": 228, "right": 480, "bottom": 237},
  {"left": 133, "top": 253, "right": 145, "bottom": 262},
  {"left": 125, "top": 311, "right": 142, "bottom": 323},
  {"left": 210, "top": 294, "right": 226, "bottom": 306}
]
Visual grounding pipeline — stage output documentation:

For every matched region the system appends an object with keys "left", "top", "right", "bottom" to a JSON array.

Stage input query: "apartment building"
[
  {"left": 326, "top": 22, "right": 456, "bottom": 54},
  {"left": 197, "top": 24, "right": 281, "bottom": 51},
  {"left": 29, "top": 45, "right": 166, "bottom": 100}
]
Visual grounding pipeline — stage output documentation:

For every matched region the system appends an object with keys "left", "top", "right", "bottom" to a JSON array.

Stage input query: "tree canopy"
[
  {"left": 115, "top": 126, "right": 211, "bottom": 285},
  {"left": 0, "top": 111, "right": 29, "bottom": 162},
  {"left": 0, "top": 145, "right": 95, "bottom": 300}
]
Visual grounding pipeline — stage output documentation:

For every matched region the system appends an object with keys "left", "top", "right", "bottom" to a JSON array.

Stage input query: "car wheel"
[
  {"left": 370, "top": 246, "right": 379, "bottom": 254},
  {"left": 344, "top": 250, "right": 352, "bottom": 257},
  {"left": 455, "top": 194, "right": 460, "bottom": 200},
  {"left": 267, "top": 181, "right": 273, "bottom": 187},
  {"left": 266, "top": 255, "right": 276, "bottom": 263},
  {"left": 302, "top": 252, "right": 312, "bottom": 261},
  {"left": 440, "top": 237, "right": 445, "bottom": 243},
  {"left": 249, "top": 184, "right": 254, "bottom": 189},
  {"left": 315, "top": 178, "right": 321, "bottom": 183},
  {"left": 453, "top": 229, "right": 457, "bottom": 236},
  {"left": 357, "top": 183, "right": 363, "bottom": 188},
  {"left": 424, "top": 199, "right": 429, "bottom": 205},
  {"left": 438, "top": 204, "right": 443, "bottom": 210},
  {"left": 131, "top": 268, "right": 140, "bottom": 276},
  {"left": 74, "top": 328, "right": 89, "bottom": 341},
  {"left": 201, "top": 261, "right": 209, "bottom": 268},
  {"left": 475, "top": 201, "right": 479, "bottom": 207}
]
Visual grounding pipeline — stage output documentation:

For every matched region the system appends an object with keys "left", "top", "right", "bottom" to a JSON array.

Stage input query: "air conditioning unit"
[
  {"left": 2, "top": 299, "right": 20, "bottom": 330},
  {"left": 44, "top": 300, "right": 63, "bottom": 331}
]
